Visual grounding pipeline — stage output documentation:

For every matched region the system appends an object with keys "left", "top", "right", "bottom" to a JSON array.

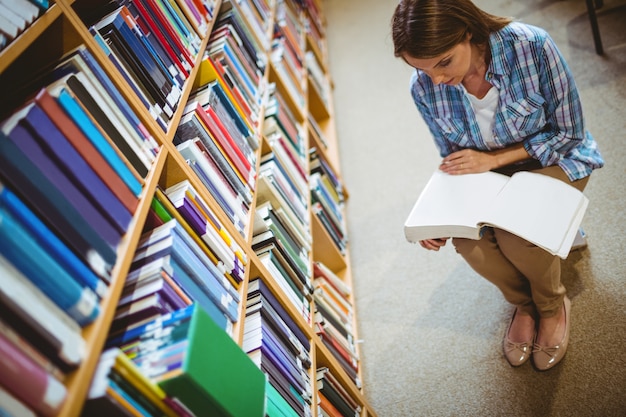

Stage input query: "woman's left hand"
[{"left": 439, "top": 149, "right": 495, "bottom": 174}]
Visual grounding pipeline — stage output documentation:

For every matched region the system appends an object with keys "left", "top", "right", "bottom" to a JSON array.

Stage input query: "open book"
[{"left": 404, "top": 170, "right": 589, "bottom": 259}]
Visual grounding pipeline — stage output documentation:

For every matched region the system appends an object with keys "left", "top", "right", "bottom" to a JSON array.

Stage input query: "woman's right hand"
[{"left": 419, "top": 238, "right": 449, "bottom": 251}]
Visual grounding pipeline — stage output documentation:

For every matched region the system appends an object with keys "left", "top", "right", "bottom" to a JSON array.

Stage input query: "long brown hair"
[{"left": 392, "top": 0, "right": 512, "bottom": 59}]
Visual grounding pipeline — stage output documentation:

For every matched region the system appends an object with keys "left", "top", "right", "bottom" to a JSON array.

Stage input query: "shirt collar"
[{"left": 485, "top": 28, "right": 510, "bottom": 89}]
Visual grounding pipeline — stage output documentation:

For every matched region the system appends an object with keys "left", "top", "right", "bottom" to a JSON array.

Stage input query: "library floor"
[{"left": 323, "top": 0, "right": 626, "bottom": 416}]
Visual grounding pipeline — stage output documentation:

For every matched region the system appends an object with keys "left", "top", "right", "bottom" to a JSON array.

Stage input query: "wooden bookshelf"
[{"left": 0, "top": 0, "right": 377, "bottom": 416}]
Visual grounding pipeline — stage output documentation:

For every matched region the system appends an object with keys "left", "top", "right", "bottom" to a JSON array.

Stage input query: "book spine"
[
  {"left": 0, "top": 184, "right": 108, "bottom": 298},
  {"left": 0, "top": 206, "right": 101, "bottom": 326},
  {"left": 0, "top": 134, "right": 117, "bottom": 271},
  {"left": 0, "top": 332, "right": 67, "bottom": 417}
]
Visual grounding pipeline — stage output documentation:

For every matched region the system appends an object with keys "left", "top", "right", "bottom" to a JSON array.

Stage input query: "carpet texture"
[{"left": 322, "top": 0, "right": 626, "bottom": 416}]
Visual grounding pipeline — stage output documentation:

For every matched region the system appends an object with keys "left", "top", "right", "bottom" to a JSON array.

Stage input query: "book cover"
[
  {"left": 404, "top": 170, "right": 589, "bottom": 258},
  {"left": 265, "top": 380, "right": 300, "bottom": 417},
  {"left": 156, "top": 304, "right": 267, "bottom": 417}
]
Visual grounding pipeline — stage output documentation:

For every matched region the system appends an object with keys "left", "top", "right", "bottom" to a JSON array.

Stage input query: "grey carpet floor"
[{"left": 322, "top": 0, "right": 626, "bottom": 416}]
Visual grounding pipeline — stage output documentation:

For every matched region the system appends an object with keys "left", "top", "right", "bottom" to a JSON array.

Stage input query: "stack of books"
[
  {"left": 244, "top": 277, "right": 313, "bottom": 417},
  {"left": 85, "top": 347, "right": 192, "bottom": 416},
  {"left": 84, "top": 1, "right": 215, "bottom": 131},
  {"left": 309, "top": 148, "right": 347, "bottom": 254},
  {"left": 89, "top": 304, "right": 266, "bottom": 417},
  {"left": 300, "top": 0, "right": 326, "bottom": 59},
  {"left": 313, "top": 262, "right": 360, "bottom": 387},
  {"left": 252, "top": 200, "right": 313, "bottom": 324},
  {"left": 305, "top": 51, "right": 330, "bottom": 109},
  {"left": 270, "top": 0, "right": 305, "bottom": 109},
  {"left": 317, "top": 367, "right": 361, "bottom": 417},
  {"left": 0, "top": 0, "right": 49, "bottom": 52},
  {"left": 0, "top": 32, "right": 163, "bottom": 414},
  {"left": 109, "top": 200, "right": 242, "bottom": 337}
]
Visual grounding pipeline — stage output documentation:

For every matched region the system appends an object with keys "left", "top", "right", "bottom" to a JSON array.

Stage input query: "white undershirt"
[{"left": 466, "top": 86, "right": 499, "bottom": 148}]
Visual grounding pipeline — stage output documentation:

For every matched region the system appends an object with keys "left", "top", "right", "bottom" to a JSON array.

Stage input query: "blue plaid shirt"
[{"left": 410, "top": 22, "right": 604, "bottom": 180}]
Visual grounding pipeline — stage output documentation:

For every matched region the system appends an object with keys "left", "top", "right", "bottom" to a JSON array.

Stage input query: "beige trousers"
[{"left": 452, "top": 164, "right": 590, "bottom": 318}]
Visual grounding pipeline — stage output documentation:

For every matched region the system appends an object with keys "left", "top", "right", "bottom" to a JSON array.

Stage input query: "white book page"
[
  {"left": 484, "top": 171, "right": 588, "bottom": 257},
  {"left": 404, "top": 171, "right": 509, "bottom": 241}
]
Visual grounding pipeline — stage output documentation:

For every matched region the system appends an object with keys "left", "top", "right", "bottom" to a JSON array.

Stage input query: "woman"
[{"left": 391, "top": 0, "right": 603, "bottom": 370}]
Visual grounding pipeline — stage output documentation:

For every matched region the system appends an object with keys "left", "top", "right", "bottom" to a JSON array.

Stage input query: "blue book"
[
  {"left": 0, "top": 206, "right": 100, "bottom": 326},
  {"left": 94, "top": 7, "right": 176, "bottom": 108},
  {"left": 169, "top": 257, "right": 230, "bottom": 332},
  {"left": 171, "top": 221, "right": 240, "bottom": 303},
  {"left": 5, "top": 121, "right": 122, "bottom": 248},
  {"left": 209, "top": 80, "right": 254, "bottom": 143},
  {"left": 90, "top": 29, "right": 168, "bottom": 132},
  {"left": 0, "top": 183, "right": 108, "bottom": 299},
  {"left": 106, "top": 304, "right": 195, "bottom": 348},
  {"left": 55, "top": 88, "right": 143, "bottom": 197},
  {"left": 258, "top": 326, "right": 306, "bottom": 392},
  {"left": 21, "top": 103, "right": 133, "bottom": 234},
  {"left": 0, "top": 132, "right": 116, "bottom": 273},
  {"left": 222, "top": 42, "right": 256, "bottom": 98},
  {"left": 131, "top": 228, "right": 238, "bottom": 323},
  {"left": 170, "top": 231, "right": 239, "bottom": 322}
]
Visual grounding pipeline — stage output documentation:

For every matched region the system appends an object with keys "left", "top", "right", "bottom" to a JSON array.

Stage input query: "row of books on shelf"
[
  {"left": 86, "top": 303, "right": 266, "bottom": 417},
  {"left": 313, "top": 262, "right": 360, "bottom": 388},
  {"left": 310, "top": 147, "right": 348, "bottom": 253},
  {"left": 0, "top": 0, "right": 49, "bottom": 52},
  {"left": 302, "top": 0, "right": 326, "bottom": 60}
]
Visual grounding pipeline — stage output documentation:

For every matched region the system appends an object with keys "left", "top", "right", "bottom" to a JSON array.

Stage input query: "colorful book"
[
  {"left": 0, "top": 181, "right": 108, "bottom": 298},
  {"left": 33, "top": 88, "right": 139, "bottom": 214},
  {"left": 5, "top": 115, "right": 125, "bottom": 245},
  {"left": 154, "top": 304, "right": 266, "bottom": 417},
  {"left": 0, "top": 330, "right": 67, "bottom": 417},
  {"left": 0, "top": 385, "right": 36, "bottom": 417},
  {"left": 0, "top": 204, "right": 100, "bottom": 326},
  {"left": 0, "top": 132, "right": 117, "bottom": 274}
]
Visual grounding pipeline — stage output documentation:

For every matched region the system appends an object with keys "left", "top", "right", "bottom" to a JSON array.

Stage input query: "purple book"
[
  {"left": 7, "top": 123, "right": 121, "bottom": 248},
  {"left": 22, "top": 103, "right": 132, "bottom": 234},
  {"left": 248, "top": 278, "right": 310, "bottom": 351},
  {"left": 175, "top": 196, "right": 206, "bottom": 236}
]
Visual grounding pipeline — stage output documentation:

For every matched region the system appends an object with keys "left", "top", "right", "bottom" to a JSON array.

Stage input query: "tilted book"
[{"left": 404, "top": 170, "right": 589, "bottom": 259}]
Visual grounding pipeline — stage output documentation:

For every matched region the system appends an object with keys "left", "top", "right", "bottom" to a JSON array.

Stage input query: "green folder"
[{"left": 158, "top": 304, "right": 266, "bottom": 417}]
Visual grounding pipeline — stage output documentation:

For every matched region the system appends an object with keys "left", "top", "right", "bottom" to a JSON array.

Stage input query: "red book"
[
  {"left": 121, "top": 2, "right": 190, "bottom": 78},
  {"left": 205, "top": 104, "right": 253, "bottom": 173},
  {"left": 315, "top": 323, "right": 357, "bottom": 372},
  {"left": 318, "top": 391, "right": 343, "bottom": 417},
  {"left": 192, "top": 103, "right": 255, "bottom": 189},
  {"left": 0, "top": 332, "right": 66, "bottom": 417},
  {"left": 210, "top": 57, "right": 254, "bottom": 124},
  {"left": 139, "top": 0, "right": 195, "bottom": 65}
]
